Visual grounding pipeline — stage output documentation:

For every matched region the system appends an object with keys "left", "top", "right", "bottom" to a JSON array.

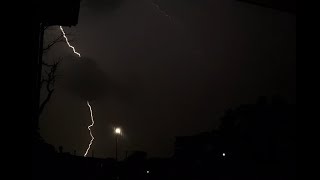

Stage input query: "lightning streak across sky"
[
  {"left": 84, "top": 101, "right": 95, "bottom": 157},
  {"left": 150, "top": 0, "right": 173, "bottom": 22},
  {"left": 59, "top": 26, "right": 94, "bottom": 157},
  {"left": 60, "top": 26, "right": 81, "bottom": 57}
]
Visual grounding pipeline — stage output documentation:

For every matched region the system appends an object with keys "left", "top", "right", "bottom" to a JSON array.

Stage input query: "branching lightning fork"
[{"left": 59, "top": 26, "right": 94, "bottom": 157}]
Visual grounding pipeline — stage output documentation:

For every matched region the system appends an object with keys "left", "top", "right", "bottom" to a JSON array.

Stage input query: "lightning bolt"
[
  {"left": 150, "top": 0, "right": 173, "bottom": 22},
  {"left": 84, "top": 101, "right": 95, "bottom": 157},
  {"left": 60, "top": 26, "right": 81, "bottom": 57},
  {"left": 59, "top": 26, "right": 95, "bottom": 157}
]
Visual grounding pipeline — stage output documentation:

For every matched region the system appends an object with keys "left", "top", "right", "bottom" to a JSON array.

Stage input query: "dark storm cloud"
[
  {"left": 81, "top": 0, "right": 125, "bottom": 12},
  {"left": 60, "top": 56, "right": 139, "bottom": 103},
  {"left": 61, "top": 57, "right": 109, "bottom": 101},
  {"left": 160, "top": 0, "right": 210, "bottom": 6}
]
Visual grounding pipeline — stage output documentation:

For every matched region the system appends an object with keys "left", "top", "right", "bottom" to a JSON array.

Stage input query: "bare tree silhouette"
[{"left": 39, "top": 26, "right": 73, "bottom": 115}]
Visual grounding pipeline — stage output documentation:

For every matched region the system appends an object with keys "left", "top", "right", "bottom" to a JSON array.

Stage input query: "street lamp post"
[{"left": 115, "top": 127, "right": 122, "bottom": 161}]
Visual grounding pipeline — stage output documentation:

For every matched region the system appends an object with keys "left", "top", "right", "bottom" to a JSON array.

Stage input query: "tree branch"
[
  {"left": 43, "top": 32, "right": 74, "bottom": 53},
  {"left": 39, "top": 89, "right": 54, "bottom": 116},
  {"left": 39, "top": 60, "right": 61, "bottom": 115}
]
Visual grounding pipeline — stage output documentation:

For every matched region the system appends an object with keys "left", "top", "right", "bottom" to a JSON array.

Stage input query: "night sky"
[{"left": 40, "top": 0, "right": 296, "bottom": 159}]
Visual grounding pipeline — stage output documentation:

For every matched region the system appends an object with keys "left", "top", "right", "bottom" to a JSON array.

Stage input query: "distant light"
[
  {"left": 147, "top": 170, "right": 150, "bottom": 174},
  {"left": 222, "top": 153, "right": 226, "bottom": 157},
  {"left": 115, "top": 128, "right": 122, "bottom": 135}
]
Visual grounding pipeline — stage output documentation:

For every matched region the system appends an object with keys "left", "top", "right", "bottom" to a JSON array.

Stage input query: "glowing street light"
[
  {"left": 115, "top": 127, "right": 122, "bottom": 161},
  {"left": 115, "top": 127, "right": 122, "bottom": 135}
]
